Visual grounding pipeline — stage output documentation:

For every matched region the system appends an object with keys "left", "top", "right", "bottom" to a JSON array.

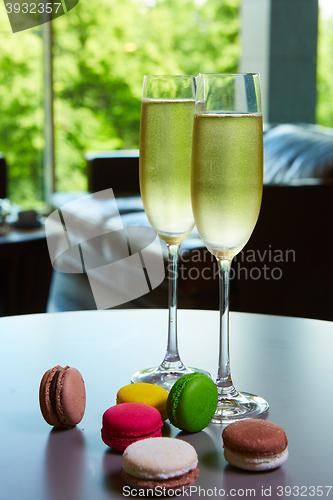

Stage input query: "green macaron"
[{"left": 167, "top": 372, "right": 218, "bottom": 432}]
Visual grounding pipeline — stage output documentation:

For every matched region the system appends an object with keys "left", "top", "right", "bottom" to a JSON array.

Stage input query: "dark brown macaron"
[
  {"left": 222, "top": 419, "right": 289, "bottom": 471},
  {"left": 39, "top": 365, "right": 86, "bottom": 428}
]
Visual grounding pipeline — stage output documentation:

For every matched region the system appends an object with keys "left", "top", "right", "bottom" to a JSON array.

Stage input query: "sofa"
[{"left": 48, "top": 123, "right": 333, "bottom": 321}]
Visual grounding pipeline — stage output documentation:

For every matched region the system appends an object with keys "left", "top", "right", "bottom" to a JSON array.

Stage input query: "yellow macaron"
[{"left": 116, "top": 383, "right": 169, "bottom": 421}]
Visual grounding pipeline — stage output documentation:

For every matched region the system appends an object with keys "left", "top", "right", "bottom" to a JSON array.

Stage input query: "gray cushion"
[{"left": 264, "top": 124, "right": 333, "bottom": 183}]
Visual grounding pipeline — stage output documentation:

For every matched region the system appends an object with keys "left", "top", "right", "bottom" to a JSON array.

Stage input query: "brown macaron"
[
  {"left": 222, "top": 419, "right": 289, "bottom": 471},
  {"left": 39, "top": 365, "right": 86, "bottom": 428}
]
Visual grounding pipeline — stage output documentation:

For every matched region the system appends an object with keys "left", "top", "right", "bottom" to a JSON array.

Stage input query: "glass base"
[
  {"left": 131, "top": 361, "right": 211, "bottom": 392},
  {"left": 211, "top": 388, "right": 269, "bottom": 424}
]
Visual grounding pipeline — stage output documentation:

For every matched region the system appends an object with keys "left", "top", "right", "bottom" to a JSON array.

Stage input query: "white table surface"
[{"left": 1, "top": 309, "right": 333, "bottom": 499}]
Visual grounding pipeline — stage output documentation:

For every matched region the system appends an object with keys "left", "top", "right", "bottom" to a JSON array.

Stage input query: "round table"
[{"left": 1, "top": 309, "right": 332, "bottom": 499}]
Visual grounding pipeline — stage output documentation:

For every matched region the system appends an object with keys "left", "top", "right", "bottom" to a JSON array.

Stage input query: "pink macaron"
[{"left": 101, "top": 403, "right": 163, "bottom": 451}]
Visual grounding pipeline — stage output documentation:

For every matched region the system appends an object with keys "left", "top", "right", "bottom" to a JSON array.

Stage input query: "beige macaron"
[{"left": 121, "top": 437, "right": 199, "bottom": 492}]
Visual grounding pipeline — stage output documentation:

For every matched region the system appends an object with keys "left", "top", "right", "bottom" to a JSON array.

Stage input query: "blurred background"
[
  {"left": 0, "top": 0, "right": 241, "bottom": 209},
  {"left": 1, "top": 0, "right": 332, "bottom": 210},
  {"left": 1, "top": 0, "right": 333, "bottom": 320}
]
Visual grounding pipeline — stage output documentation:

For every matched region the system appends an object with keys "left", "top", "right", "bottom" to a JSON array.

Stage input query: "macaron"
[
  {"left": 167, "top": 372, "right": 218, "bottom": 432},
  {"left": 222, "top": 419, "right": 289, "bottom": 471},
  {"left": 121, "top": 437, "right": 199, "bottom": 493},
  {"left": 39, "top": 365, "right": 86, "bottom": 428},
  {"left": 117, "top": 383, "right": 169, "bottom": 420},
  {"left": 101, "top": 403, "right": 163, "bottom": 451}
]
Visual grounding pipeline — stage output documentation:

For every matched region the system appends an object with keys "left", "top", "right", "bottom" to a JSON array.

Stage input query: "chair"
[
  {"left": 0, "top": 153, "right": 7, "bottom": 199},
  {"left": 0, "top": 229, "right": 53, "bottom": 316},
  {"left": 86, "top": 150, "right": 140, "bottom": 197}
]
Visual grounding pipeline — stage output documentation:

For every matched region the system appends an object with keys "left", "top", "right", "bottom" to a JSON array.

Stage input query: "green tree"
[
  {"left": 53, "top": 0, "right": 241, "bottom": 192},
  {"left": 2, "top": 0, "right": 333, "bottom": 207},
  {"left": 0, "top": 0, "right": 241, "bottom": 203},
  {"left": 316, "top": 15, "right": 333, "bottom": 127},
  {"left": 0, "top": 7, "right": 44, "bottom": 207}
]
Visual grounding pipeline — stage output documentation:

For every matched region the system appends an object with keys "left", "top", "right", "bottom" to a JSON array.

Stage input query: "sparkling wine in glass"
[
  {"left": 191, "top": 73, "right": 269, "bottom": 422},
  {"left": 131, "top": 75, "right": 210, "bottom": 391}
]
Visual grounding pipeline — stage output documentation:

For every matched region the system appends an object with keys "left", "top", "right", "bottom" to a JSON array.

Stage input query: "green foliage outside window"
[
  {"left": 316, "top": 15, "right": 333, "bottom": 127},
  {"left": 0, "top": 0, "right": 240, "bottom": 207},
  {"left": 0, "top": 24, "right": 44, "bottom": 208},
  {"left": 53, "top": 0, "right": 240, "bottom": 193},
  {"left": 0, "top": 0, "right": 332, "bottom": 208}
]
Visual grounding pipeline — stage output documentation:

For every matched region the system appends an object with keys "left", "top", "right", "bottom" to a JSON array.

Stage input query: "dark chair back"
[
  {"left": 86, "top": 150, "right": 140, "bottom": 197},
  {"left": 0, "top": 154, "right": 7, "bottom": 199}
]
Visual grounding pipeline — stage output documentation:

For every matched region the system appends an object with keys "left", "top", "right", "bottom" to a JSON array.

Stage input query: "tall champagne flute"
[
  {"left": 131, "top": 75, "right": 210, "bottom": 390},
  {"left": 191, "top": 73, "right": 269, "bottom": 422}
]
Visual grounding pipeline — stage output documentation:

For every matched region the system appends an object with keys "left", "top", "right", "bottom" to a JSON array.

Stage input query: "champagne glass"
[
  {"left": 131, "top": 75, "right": 210, "bottom": 391},
  {"left": 191, "top": 73, "right": 269, "bottom": 422}
]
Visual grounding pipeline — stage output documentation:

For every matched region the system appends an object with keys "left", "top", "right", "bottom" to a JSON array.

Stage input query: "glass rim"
[
  {"left": 198, "top": 72, "right": 260, "bottom": 77},
  {"left": 143, "top": 74, "right": 197, "bottom": 79}
]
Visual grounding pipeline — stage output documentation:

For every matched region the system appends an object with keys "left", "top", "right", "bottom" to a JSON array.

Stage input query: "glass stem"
[
  {"left": 216, "top": 258, "right": 237, "bottom": 397},
  {"left": 161, "top": 243, "right": 183, "bottom": 367}
]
